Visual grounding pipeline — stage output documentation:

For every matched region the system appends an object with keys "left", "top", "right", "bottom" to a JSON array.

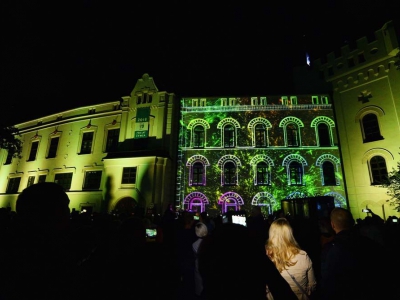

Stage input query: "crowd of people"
[{"left": 0, "top": 182, "right": 399, "bottom": 300}]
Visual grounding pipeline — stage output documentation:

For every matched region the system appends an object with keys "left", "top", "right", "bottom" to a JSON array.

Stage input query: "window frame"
[
  {"left": 322, "top": 161, "right": 337, "bottom": 186},
  {"left": 369, "top": 155, "right": 388, "bottom": 185},
  {"left": 223, "top": 161, "right": 237, "bottom": 186},
  {"left": 223, "top": 124, "right": 235, "bottom": 148},
  {"left": 27, "top": 140, "right": 40, "bottom": 161},
  {"left": 54, "top": 172, "right": 73, "bottom": 191},
  {"left": 361, "top": 113, "right": 383, "bottom": 143},
  {"left": 121, "top": 167, "right": 137, "bottom": 185},
  {"left": 4, "top": 151, "right": 13, "bottom": 165},
  {"left": 47, "top": 136, "right": 60, "bottom": 159},
  {"left": 288, "top": 161, "right": 303, "bottom": 186},
  {"left": 256, "top": 162, "right": 270, "bottom": 185},
  {"left": 318, "top": 123, "right": 331, "bottom": 147},
  {"left": 82, "top": 170, "right": 102, "bottom": 190},
  {"left": 79, "top": 131, "right": 95, "bottom": 155},
  {"left": 286, "top": 123, "right": 299, "bottom": 147},
  {"left": 27, "top": 175, "right": 36, "bottom": 187},
  {"left": 6, "top": 177, "right": 21, "bottom": 194},
  {"left": 38, "top": 174, "right": 47, "bottom": 183},
  {"left": 104, "top": 127, "right": 120, "bottom": 152},
  {"left": 193, "top": 125, "right": 205, "bottom": 148},
  {"left": 191, "top": 162, "right": 205, "bottom": 186}
]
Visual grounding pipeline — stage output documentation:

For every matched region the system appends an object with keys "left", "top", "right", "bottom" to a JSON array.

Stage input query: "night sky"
[{"left": 1, "top": 1, "right": 399, "bottom": 125}]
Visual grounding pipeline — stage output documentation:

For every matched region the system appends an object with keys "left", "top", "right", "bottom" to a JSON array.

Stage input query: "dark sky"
[{"left": 1, "top": 1, "right": 399, "bottom": 125}]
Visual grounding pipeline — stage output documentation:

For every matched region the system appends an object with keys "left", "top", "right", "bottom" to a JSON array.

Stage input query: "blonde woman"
[{"left": 265, "top": 218, "right": 316, "bottom": 300}]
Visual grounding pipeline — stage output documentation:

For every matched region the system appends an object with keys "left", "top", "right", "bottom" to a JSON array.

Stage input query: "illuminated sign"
[{"left": 135, "top": 107, "right": 150, "bottom": 139}]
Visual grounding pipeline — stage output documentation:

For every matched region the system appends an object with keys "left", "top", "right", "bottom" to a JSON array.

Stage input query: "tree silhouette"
[
  {"left": 380, "top": 161, "right": 400, "bottom": 212},
  {"left": 0, "top": 124, "right": 22, "bottom": 159}
]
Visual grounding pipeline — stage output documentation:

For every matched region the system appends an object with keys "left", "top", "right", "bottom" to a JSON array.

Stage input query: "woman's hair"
[{"left": 265, "top": 218, "right": 301, "bottom": 272}]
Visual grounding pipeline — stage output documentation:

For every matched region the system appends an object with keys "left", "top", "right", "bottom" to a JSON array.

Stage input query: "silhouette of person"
[
  {"left": 0, "top": 182, "right": 78, "bottom": 300},
  {"left": 198, "top": 222, "right": 297, "bottom": 300},
  {"left": 320, "top": 207, "right": 397, "bottom": 300},
  {"left": 192, "top": 222, "right": 208, "bottom": 297},
  {"left": 247, "top": 205, "right": 269, "bottom": 247}
]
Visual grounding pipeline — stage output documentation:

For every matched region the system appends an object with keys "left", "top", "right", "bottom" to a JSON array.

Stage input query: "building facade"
[
  {"left": 0, "top": 74, "right": 179, "bottom": 215},
  {"left": 314, "top": 20, "right": 400, "bottom": 220},
  {"left": 177, "top": 95, "right": 346, "bottom": 217}
]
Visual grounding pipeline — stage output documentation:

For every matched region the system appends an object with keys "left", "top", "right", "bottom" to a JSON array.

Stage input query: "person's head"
[
  {"left": 267, "top": 218, "right": 300, "bottom": 251},
  {"left": 195, "top": 222, "right": 208, "bottom": 238},
  {"left": 16, "top": 182, "right": 70, "bottom": 231},
  {"left": 330, "top": 207, "right": 355, "bottom": 233},
  {"left": 251, "top": 205, "right": 262, "bottom": 217},
  {"left": 265, "top": 218, "right": 301, "bottom": 272}
]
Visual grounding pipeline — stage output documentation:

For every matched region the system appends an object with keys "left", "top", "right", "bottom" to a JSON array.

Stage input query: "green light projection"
[{"left": 178, "top": 96, "right": 346, "bottom": 216}]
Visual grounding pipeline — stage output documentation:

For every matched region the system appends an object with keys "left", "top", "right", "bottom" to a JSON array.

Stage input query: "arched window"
[
  {"left": 287, "top": 124, "right": 299, "bottom": 147},
  {"left": 322, "top": 161, "right": 336, "bottom": 185},
  {"left": 223, "top": 161, "right": 237, "bottom": 185},
  {"left": 255, "top": 124, "right": 266, "bottom": 147},
  {"left": 224, "top": 125, "right": 235, "bottom": 148},
  {"left": 256, "top": 162, "right": 270, "bottom": 185},
  {"left": 192, "top": 162, "right": 204, "bottom": 186},
  {"left": 289, "top": 161, "right": 303, "bottom": 185},
  {"left": 362, "top": 113, "right": 382, "bottom": 143},
  {"left": 318, "top": 123, "right": 331, "bottom": 146},
  {"left": 370, "top": 155, "right": 388, "bottom": 185},
  {"left": 193, "top": 125, "right": 205, "bottom": 148}
]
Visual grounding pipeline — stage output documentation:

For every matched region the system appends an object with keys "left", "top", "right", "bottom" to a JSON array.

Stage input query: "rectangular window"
[
  {"left": 192, "top": 163, "right": 204, "bottom": 186},
  {"left": 148, "top": 94, "right": 153, "bottom": 103},
  {"left": 80, "top": 132, "right": 94, "bottom": 154},
  {"left": 6, "top": 177, "right": 21, "bottom": 194},
  {"left": 83, "top": 170, "right": 102, "bottom": 190},
  {"left": 4, "top": 151, "right": 13, "bottom": 165},
  {"left": 28, "top": 141, "right": 39, "bottom": 161},
  {"left": 47, "top": 136, "right": 60, "bottom": 158},
  {"left": 38, "top": 174, "right": 46, "bottom": 183},
  {"left": 105, "top": 128, "right": 120, "bottom": 152},
  {"left": 27, "top": 175, "right": 35, "bottom": 187},
  {"left": 122, "top": 167, "right": 137, "bottom": 184},
  {"left": 54, "top": 173, "right": 73, "bottom": 191}
]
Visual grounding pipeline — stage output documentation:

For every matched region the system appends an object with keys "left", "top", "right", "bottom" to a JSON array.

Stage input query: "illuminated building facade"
[
  {"left": 314, "top": 20, "right": 400, "bottom": 220},
  {"left": 0, "top": 74, "right": 179, "bottom": 215},
  {"left": 177, "top": 95, "right": 346, "bottom": 216}
]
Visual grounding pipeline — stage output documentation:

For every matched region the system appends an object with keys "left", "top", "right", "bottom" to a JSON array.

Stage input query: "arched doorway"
[{"left": 114, "top": 197, "right": 137, "bottom": 215}]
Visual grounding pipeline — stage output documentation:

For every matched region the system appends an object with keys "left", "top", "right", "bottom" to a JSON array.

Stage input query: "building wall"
[
  {"left": 177, "top": 95, "right": 346, "bottom": 217},
  {"left": 314, "top": 20, "right": 400, "bottom": 220},
  {"left": 0, "top": 74, "right": 178, "bottom": 215}
]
